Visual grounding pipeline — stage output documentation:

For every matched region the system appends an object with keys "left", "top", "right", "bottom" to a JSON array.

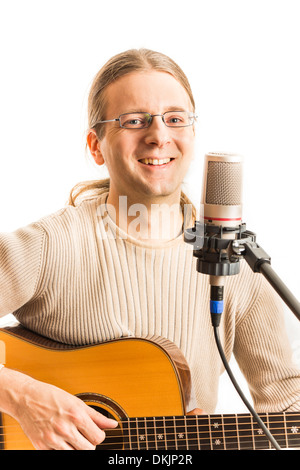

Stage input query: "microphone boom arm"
[
  {"left": 185, "top": 223, "right": 300, "bottom": 321},
  {"left": 236, "top": 237, "right": 300, "bottom": 321}
]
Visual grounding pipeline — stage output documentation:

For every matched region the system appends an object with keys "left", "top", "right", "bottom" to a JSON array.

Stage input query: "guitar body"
[{"left": 0, "top": 325, "right": 191, "bottom": 450}]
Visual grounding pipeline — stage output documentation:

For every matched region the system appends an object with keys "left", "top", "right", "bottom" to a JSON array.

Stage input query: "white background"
[{"left": 0, "top": 0, "right": 299, "bottom": 413}]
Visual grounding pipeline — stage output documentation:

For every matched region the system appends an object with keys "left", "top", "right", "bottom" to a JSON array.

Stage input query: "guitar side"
[{"left": 0, "top": 325, "right": 191, "bottom": 450}]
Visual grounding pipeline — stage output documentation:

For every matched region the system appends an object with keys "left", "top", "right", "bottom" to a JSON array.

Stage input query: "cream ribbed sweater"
[{"left": 0, "top": 193, "right": 299, "bottom": 413}]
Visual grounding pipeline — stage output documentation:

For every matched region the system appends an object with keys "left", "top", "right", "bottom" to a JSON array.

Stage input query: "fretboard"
[{"left": 99, "top": 411, "right": 300, "bottom": 450}]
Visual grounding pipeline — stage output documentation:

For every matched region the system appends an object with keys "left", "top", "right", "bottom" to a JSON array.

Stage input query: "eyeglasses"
[{"left": 94, "top": 111, "right": 197, "bottom": 129}]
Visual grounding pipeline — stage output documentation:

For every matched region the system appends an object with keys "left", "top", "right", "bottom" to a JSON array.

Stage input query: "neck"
[{"left": 106, "top": 190, "right": 184, "bottom": 242}]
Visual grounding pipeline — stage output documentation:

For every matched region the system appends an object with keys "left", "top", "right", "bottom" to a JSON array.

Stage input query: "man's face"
[{"left": 94, "top": 70, "right": 195, "bottom": 204}]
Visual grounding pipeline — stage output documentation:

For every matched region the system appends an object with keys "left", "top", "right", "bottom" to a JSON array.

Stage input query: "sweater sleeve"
[
  {"left": 0, "top": 223, "right": 46, "bottom": 316},
  {"left": 234, "top": 273, "right": 300, "bottom": 412}
]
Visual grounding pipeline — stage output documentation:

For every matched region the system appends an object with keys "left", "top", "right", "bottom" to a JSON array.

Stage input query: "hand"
[
  {"left": 14, "top": 377, "right": 118, "bottom": 450},
  {"left": 187, "top": 408, "right": 205, "bottom": 415}
]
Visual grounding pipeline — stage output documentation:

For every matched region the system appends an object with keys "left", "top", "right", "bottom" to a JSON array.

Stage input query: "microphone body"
[{"left": 200, "top": 152, "right": 243, "bottom": 230}]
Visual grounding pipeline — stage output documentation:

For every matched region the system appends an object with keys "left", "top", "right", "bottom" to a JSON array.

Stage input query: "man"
[{"left": 0, "top": 49, "right": 299, "bottom": 450}]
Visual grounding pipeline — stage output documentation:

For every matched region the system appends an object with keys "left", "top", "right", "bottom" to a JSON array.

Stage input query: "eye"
[
  {"left": 128, "top": 119, "right": 143, "bottom": 126},
  {"left": 164, "top": 111, "right": 188, "bottom": 126},
  {"left": 169, "top": 116, "right": 183, "bottom": 123},
  {"left": 120, "top": 113, "right": 149, "bottom": 128}
]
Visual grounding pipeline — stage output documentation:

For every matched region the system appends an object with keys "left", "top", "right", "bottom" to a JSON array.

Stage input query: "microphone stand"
[
  {"left": 185, "top": 221, "right": 300, "bottom": 321},
  {"left": 184, "top": 221, "right": 300, "bottom": 450}
]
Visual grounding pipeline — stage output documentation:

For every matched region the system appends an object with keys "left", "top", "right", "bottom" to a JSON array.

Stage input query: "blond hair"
[{"left": 69, "top": 48, "right": 196, "bottom": 220}]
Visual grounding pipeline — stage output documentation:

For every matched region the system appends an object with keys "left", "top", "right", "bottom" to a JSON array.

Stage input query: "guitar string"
[
  {"left": 0, "top": 411, "right": 299, "bottom": 427},
  {"left": 0, "top": 422, "right": 299, "bottom": 437},
  {"left": 0, "top": 424, "right": 299, "bottom": 448},
  {"left": 0, "top": 413, "right": 299, "bottom": 432},
  {"left": 0, "top": 427, "right": 298, "bottom": 442},
  {"left": 3, "top": 431, "right": 300, "bottom": 447},
  {"left": 0, "top": 431, "right": 298, "bottom": 450}
]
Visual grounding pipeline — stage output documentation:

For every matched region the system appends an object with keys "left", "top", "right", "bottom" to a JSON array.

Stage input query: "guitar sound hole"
[
  {"left": 89, "top": 404, "right": 113, "bottom": 419},
  {"left": 89, "top": 405, "right": 124, "bottom": 450},
  {"left": 76, "top": 394, "right": 126, "bottom": 451}
]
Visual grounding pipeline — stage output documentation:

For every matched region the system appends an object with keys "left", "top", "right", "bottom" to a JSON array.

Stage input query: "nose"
[{"left": 143, "top": 115, "right": 171, "bottom": 147}]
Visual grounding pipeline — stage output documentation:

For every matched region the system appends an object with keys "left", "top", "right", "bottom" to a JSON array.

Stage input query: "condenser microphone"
[
  {"left": 185, "top": 152, "right": 246, "bottom": 324},
  {"left": 201, "top": 153, "right": 244, "bottom": 319},
  {"left": 200, "top": 152, "right": 243, "bottom": 282}
]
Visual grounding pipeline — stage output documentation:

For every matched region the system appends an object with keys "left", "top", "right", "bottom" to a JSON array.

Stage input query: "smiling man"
[{"left": 0, "top": 49, "right": 299, "bottom": 450}]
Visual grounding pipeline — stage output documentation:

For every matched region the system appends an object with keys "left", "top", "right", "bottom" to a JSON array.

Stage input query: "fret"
[
  {"left": 222, "top": 414, "right": 239, "bottom": 450},
  {"left": 145, "top": 417, "right": 156, "bottom": 450},
  {"left": 221, "top": 415, "right": 226, "bottom": 449},
  {"left": 235, "top": 414, "right": 241, "bottom": 450},
  {"left": 164, "top": 417, "right": 177, "bottom": 449},
  {"left": 185, "top": 416, "right": 200, "bottom": 450},
  {"left": 184, "top": 416, "right": 189, "bottom": 449},
  {"left": 153, "top": 417, "right": 167, "bottom": 450},
  {"left": 237, "top": 413, "right": 254, "bottom": 450},
  {"left": 198, "top": 415, "right": 211, "bottom": 450},
  {"left": 283, "top": 413, "right": 288, "bottom": 447},
  {"left": 250, "top": 414, "right": 255, "bottom": 450},
  {"left": 136, "top": 418, "right": 147, "bottom": 450},
  {"left": 285, "top": 412, "right": 300, "bottom": 449},
  {"left": 267, "top": 413, "right": 287, "bottom": 449},
  {"left": 129, "top": 418, "right": 139, "bottom": 450},
  {"left": 173, "top": 416, "right": 187, "bottom": 450},
  {"left": 121, "top": 419, "right": 131, "bottom": 450},
  {"left": 252, "top": 414, "right": 271, "bottom": 450},
  {"left": 173, "top": 416, "right": 178, "bottom": 450},
  {"left": 163, "top": 417, "right": 168, "bottom": 450},
  {"left": 209, "top": 414, "right": 225, "bottom": 450}
]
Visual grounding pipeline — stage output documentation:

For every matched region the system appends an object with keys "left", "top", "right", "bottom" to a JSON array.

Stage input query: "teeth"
[{"left": 140, "top": 158, "right": 171, "bottom": 165}]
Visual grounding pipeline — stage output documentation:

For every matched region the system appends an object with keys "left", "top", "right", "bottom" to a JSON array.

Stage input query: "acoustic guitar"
[{"left": 0, "top": 325, "right": 299, "bottom": 450}]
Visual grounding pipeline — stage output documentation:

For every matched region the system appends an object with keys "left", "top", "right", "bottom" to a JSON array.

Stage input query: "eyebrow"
[{"left": 121, "top": 106, "right": 190, "bottom": 114}]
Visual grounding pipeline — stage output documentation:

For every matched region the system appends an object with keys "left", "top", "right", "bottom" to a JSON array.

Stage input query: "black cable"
[{"left": 213, "top": 325, "right": 281, "bottom": 450}]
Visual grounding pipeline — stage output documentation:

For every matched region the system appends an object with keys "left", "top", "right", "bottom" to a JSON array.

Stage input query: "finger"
[
  {"left": 76, "top": 409, "right": 118, "bottom": 447},
  {"left": 52, "top": 442, "right": 76, "bottom": 450},
  {"left": 187, "top": 408, "right": 205, "bottom": 415},
  {"left": 88, "top": 406, "right": 119, "bottom": 429},
  {"left": 47, "top": 415, "right": 102, "bottom": 450},
  {"left": 34, "top": 432, "right": 79, "bottom": 451},
  {"left": 69, "top": 431, "right": 99, "bottom": 450},
  {"left": 74, "top": 414, "right": 109, "bottom": 447},
  {"left": 59, "top": 425, "right": 101, "bottom": 450}
]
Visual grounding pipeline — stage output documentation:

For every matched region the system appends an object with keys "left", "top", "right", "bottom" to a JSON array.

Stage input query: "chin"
[{"left": 141, "top": 184, "right": 181, "bottom": 201}]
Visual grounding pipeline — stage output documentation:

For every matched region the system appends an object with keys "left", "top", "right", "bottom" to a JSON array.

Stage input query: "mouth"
[{"left": 138, "top": 157, "right": 174, "bottom": 166}]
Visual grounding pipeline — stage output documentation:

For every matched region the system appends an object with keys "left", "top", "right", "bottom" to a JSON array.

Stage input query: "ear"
[{"left": 87, "top": 129, "right": 105, "bottom": 166}]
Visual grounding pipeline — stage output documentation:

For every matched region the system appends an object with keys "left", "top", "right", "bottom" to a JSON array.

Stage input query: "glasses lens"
[
  {"left": 164, "top": 111, "right": 194, "bottom": 127},
  {"left": 119, "top": 113, "right": 151, "bottom": 128}
]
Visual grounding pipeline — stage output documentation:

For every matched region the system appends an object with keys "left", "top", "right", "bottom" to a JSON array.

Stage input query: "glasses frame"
[{"left": 94, "top": 111, "right": 197, "bottom": 129}]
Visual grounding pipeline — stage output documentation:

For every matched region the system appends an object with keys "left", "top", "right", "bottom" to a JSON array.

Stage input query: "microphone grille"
[{"left": 206, "top": 160, "right": 242, "bottom": 205}]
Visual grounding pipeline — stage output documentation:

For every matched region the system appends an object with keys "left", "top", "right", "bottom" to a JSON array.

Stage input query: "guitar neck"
[{"left": 101, "top": 411, "right": 300, "bottom": 451}]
